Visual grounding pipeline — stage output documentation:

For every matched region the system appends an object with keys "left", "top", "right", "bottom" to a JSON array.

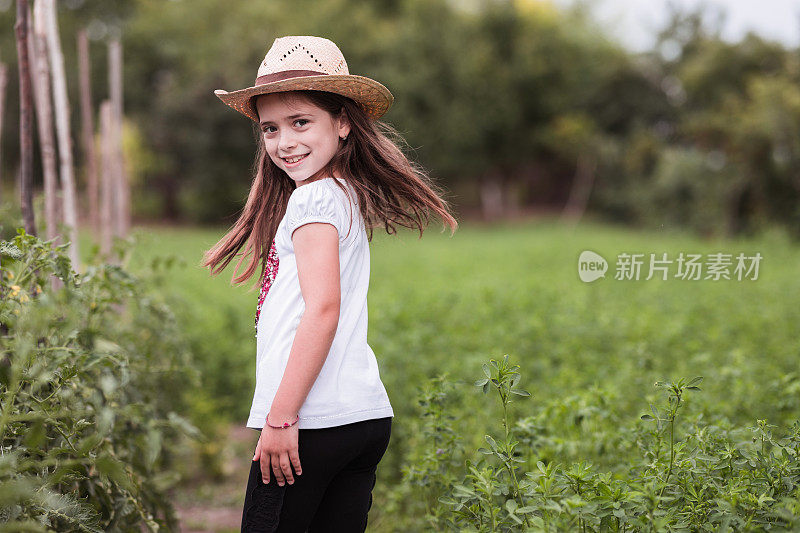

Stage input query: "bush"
[
  {"left": 398, "top": 355, "right": 800, "bottom": 532},
  {"left": 0, "top": 228, "right": 202, "bottom": 532},
  {"left": 633, "top": 147, "right": 742, "bottom": 239}
]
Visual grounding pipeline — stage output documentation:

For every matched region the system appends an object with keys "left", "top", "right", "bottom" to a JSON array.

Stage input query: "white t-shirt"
[{"left": 246, "top": 177, "right": 394, "bottom": 429}]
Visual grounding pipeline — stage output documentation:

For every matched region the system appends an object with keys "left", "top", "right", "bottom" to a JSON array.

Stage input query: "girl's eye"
[{"left": 262, "top": 120, "right": 308, "bottom": 134}]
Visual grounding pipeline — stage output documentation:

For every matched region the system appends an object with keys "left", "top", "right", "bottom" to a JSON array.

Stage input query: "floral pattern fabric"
[{"left": 254, "top": 239, "right": 280, "bottom": 336}]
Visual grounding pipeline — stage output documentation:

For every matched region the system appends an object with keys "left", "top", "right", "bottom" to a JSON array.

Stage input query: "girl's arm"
[{"left": 269, "top": 222, "right": 341, "bottom": 424}]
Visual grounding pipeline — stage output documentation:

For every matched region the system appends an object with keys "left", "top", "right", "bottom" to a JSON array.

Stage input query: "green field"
[{"left": 80, "top": 218, "right": 800, "bottom": 530}]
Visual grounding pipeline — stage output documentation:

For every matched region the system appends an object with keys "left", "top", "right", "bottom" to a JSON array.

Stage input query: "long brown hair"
[{"left": 202, "top": 90, "right": 458, "bottom": 291}]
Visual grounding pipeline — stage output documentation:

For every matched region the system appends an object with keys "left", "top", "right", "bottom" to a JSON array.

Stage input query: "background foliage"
[
  {"left": 1, "top": 0, "right": 799, "bottom": 238},
  {"left": 0, "top": 217, "right": 201, "bottom": 531}
]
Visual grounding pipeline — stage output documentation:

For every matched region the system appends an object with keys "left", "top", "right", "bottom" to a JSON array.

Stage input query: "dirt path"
[{"left": 172, "top": 424, "right": 256, "bottom": 533}]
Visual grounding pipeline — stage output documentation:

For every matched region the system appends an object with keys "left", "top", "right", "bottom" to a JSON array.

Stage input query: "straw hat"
[{"left": 214, "top": 35, "right": 393, "bottom": 123}]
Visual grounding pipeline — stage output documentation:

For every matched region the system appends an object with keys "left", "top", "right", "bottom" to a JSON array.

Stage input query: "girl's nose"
[{"left": 278, "top": 131, "right": 298, "bottom": 152}]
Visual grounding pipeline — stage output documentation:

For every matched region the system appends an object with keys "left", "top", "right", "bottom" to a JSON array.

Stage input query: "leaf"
[
  {"left": 0, "top": 477, "right": 37, "bottom": 506},
  {"left": 23, "top": 419, "right": 46, "bottom": 449},
  {"left": 0, "top": 241, "right": 23, "bottom": 260},
  {"left": 144, "top": 427, "right": 162, "bottom": 470},
  {"left": 95, "top": 452, "right": 134, "bottom": 493},
  {"left": 452, "top": 484, "right": 476, "bottom": 497},
  {"left": 96, "top": 407, "right": 115, "bottom": 437},
  {"left": 506, "top": 499, "right": 518, "bottom": 513},
  {"left": 166, "top": 411, "right": 203, "bottom": 440},
  {"left": 99, "top": 374, "right": 118, "bottom": 396},
  {"left": 33, "top": 488, "right": 104, "bottom": 533},
  {"left": 0, "top": 519, "right": 49, "bottom": 532},
  {"left": 77, "top": 433, "right": 104, "bottom": 455}
]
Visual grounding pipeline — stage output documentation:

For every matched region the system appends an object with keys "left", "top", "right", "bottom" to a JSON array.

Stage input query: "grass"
[{"left": 75, "top": 216, "right": 800, "bottom": 530}]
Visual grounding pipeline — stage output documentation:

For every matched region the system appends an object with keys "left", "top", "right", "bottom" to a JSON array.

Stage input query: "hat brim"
[{"left": 214, "top": 74, "right": 393, "bottom": 123}]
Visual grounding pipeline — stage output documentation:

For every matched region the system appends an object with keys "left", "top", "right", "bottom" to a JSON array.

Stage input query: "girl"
[{"left": 204, "top": 35, "right": 457, "bottom": 532}]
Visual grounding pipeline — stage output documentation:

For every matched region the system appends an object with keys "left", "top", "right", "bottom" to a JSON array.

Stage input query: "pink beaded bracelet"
[{"left": 266, "top": 412, "right": 299, "bottom": 429}]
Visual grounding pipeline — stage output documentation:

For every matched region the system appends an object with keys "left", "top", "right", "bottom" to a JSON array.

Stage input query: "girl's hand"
[{"left": 253, "top": 424, "right": 302, "bottom": 486}]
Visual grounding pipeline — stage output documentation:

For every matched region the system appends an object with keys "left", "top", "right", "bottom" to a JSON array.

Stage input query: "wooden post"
[
  {"left": 77, "top": 29, "right": 99, "bottom": 238},
  {"left": 479, "top": 170, "right": 504, "bottom": 221},
  {"left": 108, "top": 38, "right": 128, "bottom": 239},
  {"left": 0, "top": 61, "right": 8, "bottom": 203},
  {"left": 99, "top": 100, "right": 113, "bottom": 259},
  {"left": 15, "top": 0, "right": 36, "bottom": 236},
  {"left": 560, "top": 152, "right": 597, "bottom": 227},
  {"left": 30, "top": 0, "right": 59, "bottom": 244},
  {"left": 42, "top": 0, "right": 79, "bottom": 269}
]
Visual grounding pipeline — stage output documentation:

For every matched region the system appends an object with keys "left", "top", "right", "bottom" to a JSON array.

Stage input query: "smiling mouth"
[{"left": 282, "top": 154, "right": 308, "bottom": 165}]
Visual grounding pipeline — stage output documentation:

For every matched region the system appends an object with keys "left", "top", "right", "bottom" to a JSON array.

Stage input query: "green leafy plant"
[
  {"left": 398, "top": 374, "right": 465, "bottom": 529},
  {"left": 439, "top": 354, "right": 535, "bottom": 531},
  {"left": 426, "top": 354, "right": 800, "bottom": 532},
  {"left": 0, "top": 228, "right": 202, "bottom": 532}
]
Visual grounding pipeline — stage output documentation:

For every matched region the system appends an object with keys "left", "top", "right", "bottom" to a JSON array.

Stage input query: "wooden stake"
[
  {"left": 0, "top": 62, "right": 8, "bottom": 203},
  {"left": 15, "top": 0, "right": 36, "bottom": 236},
  {"left": 42, "top": 0, "right": 79, "bottom": 269},
  {"left": 77, "top": 29, "right": 99, "bottom": 238},
  {"left": 30, "top": 0, "right": 59, "bottom": 244},
  {"left": 560, "top": 152, "right": 597, "bottom": 227},
  {"left": 108, "top": 38, "right": 128, "bottom": 239},
  {"left": 99, "top": 99, "right": 113, "bottom": 259}
]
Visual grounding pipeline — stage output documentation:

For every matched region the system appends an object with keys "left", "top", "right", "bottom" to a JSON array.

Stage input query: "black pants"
[{"left": 241, "top": 416, "right": 392, "bottom": 532}]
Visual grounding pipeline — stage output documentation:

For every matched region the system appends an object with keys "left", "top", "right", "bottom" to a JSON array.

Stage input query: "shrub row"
[
  {"left": 393, "top": 355, "right": 800, "bottom": 532},
  {"left": 0, "top": 228, "right": 201, "bottom": 532}
]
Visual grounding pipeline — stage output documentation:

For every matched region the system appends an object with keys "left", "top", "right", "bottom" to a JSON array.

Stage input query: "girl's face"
[{"left": 256, "top": 93, "right": 350, "bottom": 187}]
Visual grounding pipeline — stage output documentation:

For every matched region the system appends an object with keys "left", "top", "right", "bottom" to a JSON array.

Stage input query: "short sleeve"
[{"left": 286, "top": 181, "right": 344, "bottom": 240}]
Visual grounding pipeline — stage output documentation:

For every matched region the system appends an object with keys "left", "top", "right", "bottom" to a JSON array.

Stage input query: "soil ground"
[{"left": 172, "top": 424, "right": 255, "bottom": 533}]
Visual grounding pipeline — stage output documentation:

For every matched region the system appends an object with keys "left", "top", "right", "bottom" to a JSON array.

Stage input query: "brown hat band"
[{"left": 255, "top": 70, "right": 327, "bottom": 85}]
